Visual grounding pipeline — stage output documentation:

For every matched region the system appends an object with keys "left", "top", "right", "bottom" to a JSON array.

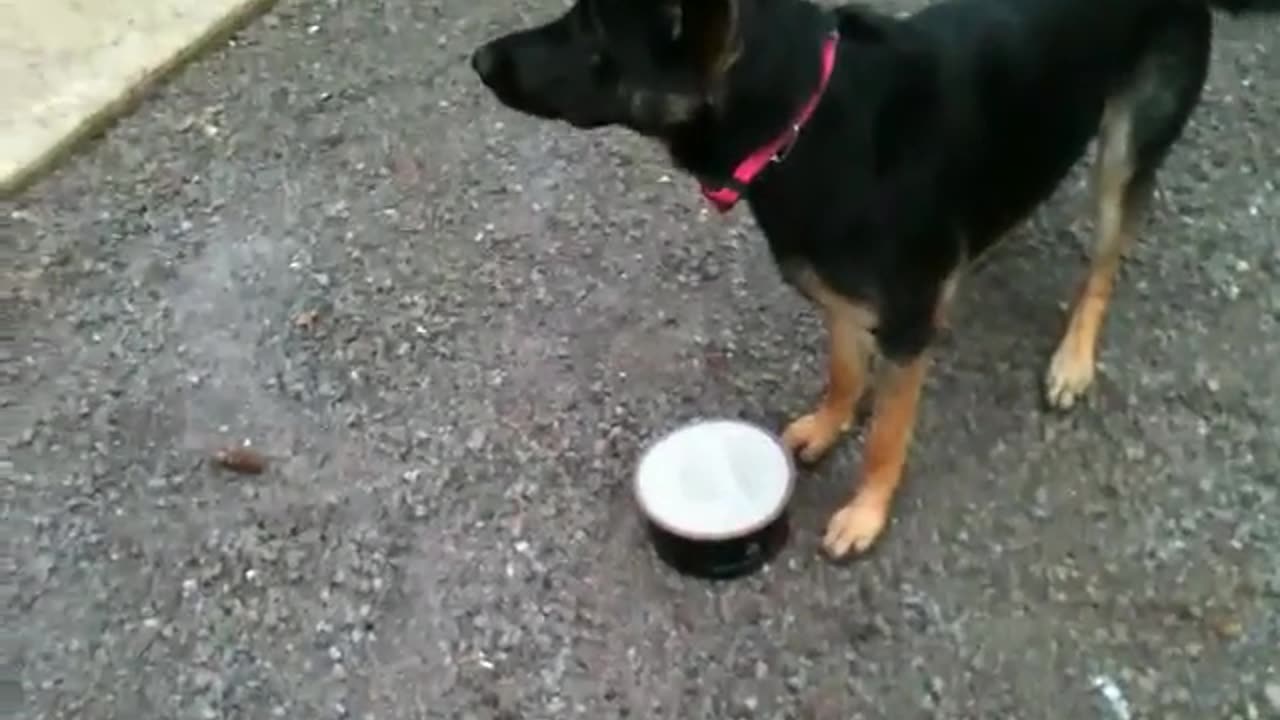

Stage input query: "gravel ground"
[{"left": 4, "top": 0, "right": 1279, "bottom": 718}]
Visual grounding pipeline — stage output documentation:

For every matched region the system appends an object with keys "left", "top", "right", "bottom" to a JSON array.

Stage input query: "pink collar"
[{"left": 700, "top": 31, "right": 840, "bottom": 213}]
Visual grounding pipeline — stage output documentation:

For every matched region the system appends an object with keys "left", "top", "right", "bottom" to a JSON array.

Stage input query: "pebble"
[{"left": 1264, "top": 683, "right": 1280, "bottom": 713}]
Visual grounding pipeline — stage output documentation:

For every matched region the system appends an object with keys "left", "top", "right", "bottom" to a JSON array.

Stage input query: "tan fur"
[
  {"left": 694, "top": 0, "right": 742, "bottom": 82},
  {"left": 779, "top": 264, "right": 948, "bottom": 557},
  {"left": 1046, "top": 90, "right": 1141, "bottom": 410},
  {"left": 823, "top": 352, "right": 931, "bottom": 557},
  {"left": 780, "top": 268, "right": 878, "bottom": 463}
]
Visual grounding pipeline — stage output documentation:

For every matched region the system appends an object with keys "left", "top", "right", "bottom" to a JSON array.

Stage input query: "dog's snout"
[
  {"left": 470, "top": 29, "right": 577, "bottom": 124},
  {"left": 471, "top": 44, "right": 500, "bottom": 80}
]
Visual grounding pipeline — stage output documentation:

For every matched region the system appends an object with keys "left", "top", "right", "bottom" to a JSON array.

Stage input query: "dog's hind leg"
[
  {"left": 1044, "top": 92, "right": 1147, "bottom": 409},
  {"left": 1045, "top": 8, "right": 1212, "bottom": 410}
]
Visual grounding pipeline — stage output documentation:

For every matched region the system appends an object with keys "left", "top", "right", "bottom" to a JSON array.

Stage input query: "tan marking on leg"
[
  {"left": 781, "top": 268, "right": 877, "bottom": 464},
  {"left": 932, "top": 267, "right": 963, "bottom": 332},
  {"left": 1046, "top": 93, "right": 1142, "bottom": 410},
  {"left": 823, "top": 352, "right": 930, "bottom": 558},
  {"left": 782, "top": 309, "right": 874, "bottom": 463}
]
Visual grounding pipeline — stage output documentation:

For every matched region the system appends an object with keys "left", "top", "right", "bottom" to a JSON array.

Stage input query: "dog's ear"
[{"left": 677, "top": 0, "right": 741, "bottom": 82}]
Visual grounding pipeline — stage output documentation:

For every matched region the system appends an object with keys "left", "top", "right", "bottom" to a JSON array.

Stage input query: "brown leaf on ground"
[{"left": 212, "top": 446, "right": 267, "bottom": 475}]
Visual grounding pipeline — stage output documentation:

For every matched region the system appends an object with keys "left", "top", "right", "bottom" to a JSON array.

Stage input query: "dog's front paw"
[
  {"left": 782, "top": 411, "right": 849, "bottom": 464},
  {"left": 1044, "top": 342, "right": 1096, "bottom": 410},
  {"left": 822, "top": 495, "right": 889, "bottom": 558}
]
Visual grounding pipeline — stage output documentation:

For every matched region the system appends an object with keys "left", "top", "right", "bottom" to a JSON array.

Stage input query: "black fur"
[
  {"left": 472, "top": 0, "right": 1274, "bottom": 358},
  {"left": 471, "top": 0, "right": 1277, "bottom": 553}
]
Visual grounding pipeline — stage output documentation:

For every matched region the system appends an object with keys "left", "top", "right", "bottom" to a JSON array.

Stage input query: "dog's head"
[{"left": 470, "top": 0, "right": 742, "bottom": 134}]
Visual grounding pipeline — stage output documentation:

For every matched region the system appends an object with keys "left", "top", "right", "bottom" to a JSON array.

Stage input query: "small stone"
[
  {"left": 1263, "top": 683, "right": 1280, "bottom": 713},
  {"left": 294, "top": 310, "right": 320, "bottom": 330},
  {"left": 1208, "top": 612, "right": 1243, "bottom": 639}
]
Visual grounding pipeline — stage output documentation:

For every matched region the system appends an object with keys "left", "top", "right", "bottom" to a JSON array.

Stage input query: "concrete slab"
[{"left": 0, "top": 0, "right": 276, "bottom": 197}]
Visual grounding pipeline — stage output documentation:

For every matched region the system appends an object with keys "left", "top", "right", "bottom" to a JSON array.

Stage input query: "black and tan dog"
[{"left": 470, "top": 0, "right": 1278, "bottom": 558}]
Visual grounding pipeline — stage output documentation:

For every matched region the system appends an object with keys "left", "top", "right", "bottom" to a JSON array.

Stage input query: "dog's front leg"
[
  {"left": 781, "top": 304, "right": 874, "bottom": 463},
  {"left": 822, "top": 351, "right": 930, "bottom": 558}
]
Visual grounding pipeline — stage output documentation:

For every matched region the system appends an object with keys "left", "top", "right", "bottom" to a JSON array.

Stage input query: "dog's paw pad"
[
  {"left": 822, "top": 498, "right": 888, "bottom": 558},
  {"left": 782, "top": 412, "right": 846, "bottom": 464},
  {"left": 1045, "top": 346, "right": 1095, "bottom": 410}
]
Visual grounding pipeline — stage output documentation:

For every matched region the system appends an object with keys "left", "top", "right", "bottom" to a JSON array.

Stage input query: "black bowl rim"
[{"left": 633, "top": 417, "right": 796, "bottom": 542}]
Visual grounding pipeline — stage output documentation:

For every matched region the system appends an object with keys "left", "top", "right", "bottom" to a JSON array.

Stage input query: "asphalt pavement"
[{"left": 5, "top": 0, "right": 1279, "bottom": 718}]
